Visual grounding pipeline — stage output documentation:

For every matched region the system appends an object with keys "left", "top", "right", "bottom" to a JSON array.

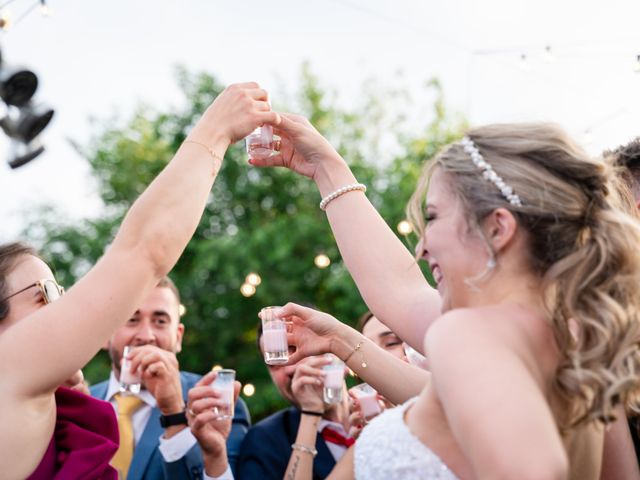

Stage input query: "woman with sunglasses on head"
[
  {"left": 0, "top": 82, "right": 279, "bottom": 480},
  {"left": 252, "top": 118, "right": 640, "bottom": 479}
]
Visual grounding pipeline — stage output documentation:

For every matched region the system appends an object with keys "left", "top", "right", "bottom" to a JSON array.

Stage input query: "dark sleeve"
[
  {"left": 227, "top": 398, "right": 251, "bottom": 475},
  {"left": 236, "top": 426, "right": 292, "bottom": 480},
  {"left": 161, "top": 443, "right": 204, "bottom": 479}
]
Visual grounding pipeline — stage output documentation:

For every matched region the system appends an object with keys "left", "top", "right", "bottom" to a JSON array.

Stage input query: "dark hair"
[
  {"left": 605, "top": 137, "right": 640, "bottom": 200},
  {"left": 0, "top": 242, "right": 41, "bottom": 320},
  {"left": 356, "top": 311, "right": 375, "bottom": 333}
]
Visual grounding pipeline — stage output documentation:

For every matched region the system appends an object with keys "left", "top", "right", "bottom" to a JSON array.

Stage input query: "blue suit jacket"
[
  {"left": 91, "top": 371, "right": 250, "bottom": 480},
  {"left": 237, "top": 407, "right": 335, "bottom": 480}
]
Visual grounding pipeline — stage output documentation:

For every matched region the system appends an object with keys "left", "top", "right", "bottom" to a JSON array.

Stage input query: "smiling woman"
[{"left": 249, "top": 114, "right": 640, "bottom": 479}]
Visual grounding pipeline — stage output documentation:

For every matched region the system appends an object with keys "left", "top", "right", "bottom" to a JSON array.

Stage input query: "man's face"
[{"left": 107, "top": 286, "right": 184, "bottom": 377}]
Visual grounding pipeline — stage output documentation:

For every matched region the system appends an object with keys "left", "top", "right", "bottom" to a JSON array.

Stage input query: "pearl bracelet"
[
  {"left": 319, "top": 183, "right": 367, "bottom": 211},
  {"left": 291, "top": 443, "right": 318, "bottom": 457}
]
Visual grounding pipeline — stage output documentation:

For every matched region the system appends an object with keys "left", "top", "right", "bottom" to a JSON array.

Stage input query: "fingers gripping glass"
[{"left": 0, "top": 279, "right": 65, "bottom": 304}]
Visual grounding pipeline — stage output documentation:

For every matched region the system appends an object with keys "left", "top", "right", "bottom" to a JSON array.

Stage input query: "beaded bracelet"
[
  {"left": 319, "top": 183, "right": 367, "bottom": 211},
  {"left": 291, "top": 443, "right": 318, "bottom": 457}
]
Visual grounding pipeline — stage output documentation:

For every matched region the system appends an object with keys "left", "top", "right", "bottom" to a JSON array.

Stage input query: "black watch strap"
[{"left": 159, "top": 410, "right": 188, "bottom": 428}]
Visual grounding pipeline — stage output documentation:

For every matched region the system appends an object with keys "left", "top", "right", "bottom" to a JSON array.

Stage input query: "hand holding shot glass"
[
  {"left": 323, "top": 354, "right": 345, "bottom": 405},
  {"left": 260, "top": 306, "right": 289, "bottom": 365},
  {"left": 211, "top": 369, "right": 236, "bottom": 420},
  {"left": 350, "top": 383, "right": 383, "bottom": 421},
  {"left": 119, "top": 345, "right": 142, "bottom": 394}
]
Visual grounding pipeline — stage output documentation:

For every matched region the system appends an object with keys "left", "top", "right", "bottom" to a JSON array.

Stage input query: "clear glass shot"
[
  {"left": 246, "top": 125, "right": 274, "bottom": 160},
  {"left": 260, "top": 306, "right": 289, "bottom": 365},
  {"left": 119, "top": 345, "right": 142, "bottom": 394},
  {"left": 212, "top": 368, "right": 235, "bottom": 420},
  {"left": 323, "top": 355, "right": 345, "bottom": 405},
  {"left": 350, "top": 383, "right": 382, "bottom": 421}
]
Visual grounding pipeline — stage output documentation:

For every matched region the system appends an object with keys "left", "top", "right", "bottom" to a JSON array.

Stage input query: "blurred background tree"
[{"left": 21, "top": 65, "right": 465, "bottom": 420}]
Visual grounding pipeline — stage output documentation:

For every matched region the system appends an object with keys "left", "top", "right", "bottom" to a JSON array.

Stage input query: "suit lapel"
[{"left": 127, "top": 407, "right": 163, "bottom": 480}]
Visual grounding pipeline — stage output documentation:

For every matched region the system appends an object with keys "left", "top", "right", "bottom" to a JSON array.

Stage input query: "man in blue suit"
[
  {"left": 236, "top": 324, "right": 351, "bottom": 479},
  {"left": 91, "top": 277, "right": 250, "bottom": 479}
]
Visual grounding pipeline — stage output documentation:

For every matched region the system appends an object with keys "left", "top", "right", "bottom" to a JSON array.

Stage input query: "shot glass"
[
  {"left": 246, "top": 125, "right": 275, "bottom": 160},
  {"left": 119, "top": 345, "right": 142, "bottom": 394},
  {"left": 350, "top": 383, "right": 382, "bottom": 421},
  {"left": 323, "top": 355, "right": 345, "bottom": 405},
  {"left": 212, "top": 369, "right": 235, "bottom": 420},
  {"left": 403, "top": 342, "right": 429, "bottom": 371},
  {"left": 260, "top": 306, "right": 289, "bottom": 365}
]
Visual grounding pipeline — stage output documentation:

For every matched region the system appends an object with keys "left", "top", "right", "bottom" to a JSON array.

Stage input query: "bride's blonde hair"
[{"left": 408, "top": 123, "right": 640, "bottom": 428}]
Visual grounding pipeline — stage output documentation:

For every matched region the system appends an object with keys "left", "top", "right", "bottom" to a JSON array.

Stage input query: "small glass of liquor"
[
  {"left": 212, "top": 368, "right": 236, "bottom": 420},
  {"left": 350, "top": 383, "right": 382, "bottom": 421},
  {"left": 246, "top": 125, "right": 275, "bottom": 160},
  {"left": 323, "top": 355, "right": 345, "bottom": 405},
  {"left": 260, "top": 306, "right": 289, "bottom": 365},
  {"left": 119, "top": 345, "right": 142, "bottom": 394}
]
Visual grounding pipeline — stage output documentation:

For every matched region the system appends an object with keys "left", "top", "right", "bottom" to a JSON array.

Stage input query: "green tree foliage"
[{"left": 22, "top": 66, "right": 465, "bottom": 420}]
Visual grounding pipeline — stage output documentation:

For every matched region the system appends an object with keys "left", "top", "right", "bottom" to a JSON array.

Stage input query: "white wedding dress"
[{"left": 354, "top": 398, "right": 459, "bottom": 480}]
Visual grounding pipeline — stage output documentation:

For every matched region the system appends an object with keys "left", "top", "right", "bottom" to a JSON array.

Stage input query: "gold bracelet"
[
  {"left": 343, "top": 339, "right": 367, "bottom": 368},
  {"left": 291, "top": 443, "right": 318, "bottom": 457},
  {"left": 183, "top": 140, "right": 224, "bottom": 166}
]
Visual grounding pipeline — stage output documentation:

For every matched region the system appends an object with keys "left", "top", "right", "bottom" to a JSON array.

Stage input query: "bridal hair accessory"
[{"left": 460, "top": 136, "right": 523, "bottom": 207}]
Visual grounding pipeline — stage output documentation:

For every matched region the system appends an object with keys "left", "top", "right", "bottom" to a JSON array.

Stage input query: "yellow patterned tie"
[{"left": 111, "top": 393, "right": 144, "bottom": 479}]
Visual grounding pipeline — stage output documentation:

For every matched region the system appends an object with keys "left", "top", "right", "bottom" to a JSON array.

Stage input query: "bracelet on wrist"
[
  {"left": 301, "top": 409, "right": 323, "bottom": 417},
  {"left": 319, "top": 183, "right": 367, "bottom": 211},
  {"left": 343, "top": 338, "right": 368, "bottom": 368},
  {"left": 291, "top": 443, "right": 318, "bottom": 457}
]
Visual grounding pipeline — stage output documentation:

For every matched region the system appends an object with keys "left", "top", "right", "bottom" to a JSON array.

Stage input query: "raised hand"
[
  {"left": 248, "top": 113, "right": 344, "bottom": 180},
  {"left": 275, "top": 303, "right": 345, "bottom": 364},
  {"left": 291, "top": 356, "right": 332, "bottom": 413},
  {"left": 188, "top": 82, "right": 281, "bottom": 150},
  {"left": 126, "top": 345, "right": 184, "bottom": 415},
  {"left": 186, "top": 371, "right": 241, "bottom": 477}
]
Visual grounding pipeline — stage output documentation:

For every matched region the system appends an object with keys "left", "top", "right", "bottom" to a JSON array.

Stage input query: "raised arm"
[
  {"left": 281, "top": 303, "right": 428, "bottom": 405},
  {"left": 1, "top": 83, "right": 279, "bottom": 397},
  {"left": 251, "top": 114, "right": 440, "bottom": 351}
]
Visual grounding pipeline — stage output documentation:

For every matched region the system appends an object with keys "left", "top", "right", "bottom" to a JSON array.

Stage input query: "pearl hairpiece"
[{"left": 460, "top": 136, "right": 523, "bottom": 207}]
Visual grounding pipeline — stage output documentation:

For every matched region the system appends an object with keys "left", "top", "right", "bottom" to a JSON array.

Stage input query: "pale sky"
[{"left": 1, "top": 0, "right": 639, "bottom": 239}]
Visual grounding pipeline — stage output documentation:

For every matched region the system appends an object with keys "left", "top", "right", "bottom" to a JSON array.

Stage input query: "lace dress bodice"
[{"left": 354, "top": 398, "right": 459, "bottom": 480}]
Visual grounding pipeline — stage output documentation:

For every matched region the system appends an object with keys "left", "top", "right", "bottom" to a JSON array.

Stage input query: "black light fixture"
[
  {"left": 0, "top": 47, "right": 54, "bottom": 169},
  {"left": 7, "top": 138, "right": 45, "bottom": 169}
]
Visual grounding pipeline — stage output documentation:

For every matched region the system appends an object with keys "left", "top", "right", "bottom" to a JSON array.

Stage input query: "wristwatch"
[{"left": 159, "top": 410, "right": 188, "bottom": 428}]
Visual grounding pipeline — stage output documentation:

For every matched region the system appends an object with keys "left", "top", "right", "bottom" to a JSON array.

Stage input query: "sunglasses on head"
[{"left": 0, "top": 279, "right": 65, "bottom": 304}]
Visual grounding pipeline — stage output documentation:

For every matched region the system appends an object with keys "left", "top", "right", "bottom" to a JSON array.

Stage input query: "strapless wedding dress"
[{"left": 354, "top": 398, "right": 459, "bottom": 480}]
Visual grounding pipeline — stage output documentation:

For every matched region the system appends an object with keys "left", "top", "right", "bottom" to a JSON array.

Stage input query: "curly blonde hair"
[{"left": 408, "top": 123, "right": 640, "bottom": 428}]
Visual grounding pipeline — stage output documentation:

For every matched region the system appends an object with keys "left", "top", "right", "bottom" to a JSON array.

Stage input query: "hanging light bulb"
[
  {"left": 212, "top": 365, "right": 223, "bottom": 372},
  {"left": 542, "top": 45, "right": 555, "bottom": 63},
  {"left": 582, "top": 130, "right": 594, "bottom": 145},
  {"left": 314, "top": 254, "right": 331, "bottom": 269},
  {"left": 397, "top": 220, "right": 413, "bottom": 235},
  {"left": 518, "top": 54, "right": 530, "bottom": 71},
  {"left": 0, "top": 10, "right": 12, "bottom": 31},
  {"left": 246, "top": 272, "right": 262, "bottom": 286},
  {"left": 242, "top": 384, "right": 256, "bottom": 397},
  {"left": 240, "top": 283, "right": 256, "bottom": 297},
  {"left": 634, "top": 54, "right": 640, "bottom": 73},
  {"left": 179, "top": 304, "right": 187, "bottom": 317}
]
